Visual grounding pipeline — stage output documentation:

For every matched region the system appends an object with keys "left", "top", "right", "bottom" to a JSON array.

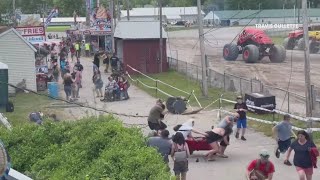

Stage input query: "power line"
[{"left": 0, "top": 81, "right": 149, "bottom": 118}]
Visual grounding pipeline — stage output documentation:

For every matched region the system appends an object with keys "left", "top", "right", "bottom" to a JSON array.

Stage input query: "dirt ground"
[
  {"left": 168, "top": 27, "right": 320, "bottom": 116},
  {"left": 54, "top": 57, "right": 319, "bottom": 179}
]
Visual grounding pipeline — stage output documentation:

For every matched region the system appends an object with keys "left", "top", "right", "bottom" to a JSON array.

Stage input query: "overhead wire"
[{"left": 0, "top": 81, "right": 149, "bottom": 118}]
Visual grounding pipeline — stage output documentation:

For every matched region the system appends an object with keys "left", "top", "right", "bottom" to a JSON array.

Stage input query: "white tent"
[{"left": 204, "top": 11, "right": 220, "bottom": 25}]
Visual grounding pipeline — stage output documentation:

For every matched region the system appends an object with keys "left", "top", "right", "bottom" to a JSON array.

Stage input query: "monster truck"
[
  {"left": 283, "top": 24, "right": 320, "bottom": 53},
  {"left": 223, "top": 28, "right": 286, "bottom": 63}
]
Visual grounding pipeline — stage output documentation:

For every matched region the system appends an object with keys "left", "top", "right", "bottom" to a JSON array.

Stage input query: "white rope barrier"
[
  {"left": 219, "top": 109, "right": 310, "bottom": 131},
  {"left": 126, "top": 67, "right": 203, "bottom": 109},
  {"left": 192, "top": 91, "right": 202, "bottom": 108},
  {"left": 203, "top": 98, "right": 220, "bottom": 110},
  {"left": 136, "top": 79, "right": 173, "bottom": 97},
  {"left": 220, "top": 98, "right": 320, "bottom": 122},
  {"left": 127, "top": 64, "right": 191, "bottom": 95},
  {"left": 0, "top": 113, "right": 12, "bottom": 131}
]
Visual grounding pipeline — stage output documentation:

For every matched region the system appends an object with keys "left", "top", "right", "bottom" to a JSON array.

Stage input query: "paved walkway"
[{"left": 57, "top": 57, "right": 319, "bottom": 180}]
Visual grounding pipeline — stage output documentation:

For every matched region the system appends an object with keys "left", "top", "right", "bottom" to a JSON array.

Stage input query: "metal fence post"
[
  {"left": 186, "top": 62, "right": 188, "bottom": 77},
  {"left": 288, "top": 92, "right": 290, "bottom": 114},
  {"left": 223, "top": 72, "right": 226, "bottom": 91},
  {"left": 197, "top": 67, "right": 199, "bottom": 82},
  {"left": 250, "top": 79, "right": 253, "bottom": 93},
  {"left": 155, "top": 80, "right": 158, "bottom": 98},
  {"left": 240, "top": 78, "right": 242, "bottom": 96},
  {"left": 177, "top": 59, "right": 179, "bottom": 72}
]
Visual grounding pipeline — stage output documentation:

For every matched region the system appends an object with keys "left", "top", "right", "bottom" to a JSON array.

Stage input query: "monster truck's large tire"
[
  {"left": 242, "top": 45, "right": 259, "bottom": 63},
  {"left": 223, "top": 43, "right": 239, "bottom": 61},
  {"left": 297, "top": 38, "right": 305, "bottom": 50},
  {"left": 283, "top": 37, "right": 295, "bottom": 50},
  {"left": 269, "top": 45, "right": 286, "bottom": 63},
  {"left": 309, "top": 41, "right": 320, "bottom": 54}
]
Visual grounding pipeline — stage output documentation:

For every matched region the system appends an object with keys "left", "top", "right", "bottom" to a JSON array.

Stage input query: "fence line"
[
  {"left": 168, "top": 57, "right": 320, "bottom": 116},
  {"left": 126, "top": 67, "right": 320, "bottom": 126}
]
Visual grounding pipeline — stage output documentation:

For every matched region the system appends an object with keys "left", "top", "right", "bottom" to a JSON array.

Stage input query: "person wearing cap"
[
  {"left": 234, "top": 96, "right": 248, "bottom": 141},
  {"left": 272, "top": 114, "right": 294, "bottom": 160},
  {"left": 246, "top": 149, "right": 275, "bottom": 180},
  {"left": 217, "top": 113, "right": 239, "bottom": 158}
]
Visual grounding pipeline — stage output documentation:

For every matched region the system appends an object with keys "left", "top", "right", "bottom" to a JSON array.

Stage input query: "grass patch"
[
  {"left": 166, "top": 26, "right": 198, "bottom": 32},
  {"left": 1, "top": 93, "right": 62, "bottom": 126},
  {"left": 131, "top": 70, "right": 320, "bottom": 145},
  {"left": 46, "top": 26, "right": 70, "bottom": 32},
  {"left": 131, "top": 70, "right": 236, "bottom": 109},
  {"left": 271, "top": 36, "right": 286, "bottom": 45}
]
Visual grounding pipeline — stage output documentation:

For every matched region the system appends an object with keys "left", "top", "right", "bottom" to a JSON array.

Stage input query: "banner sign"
[
  {"left": 90, "top": 4, "right": 112, "bottom": 32},
  {"left": 44, "top": 8, "right": 59, "bottom": 27},
  {"left": 15, "top": 26, "right": 46, "bottom": 44}
]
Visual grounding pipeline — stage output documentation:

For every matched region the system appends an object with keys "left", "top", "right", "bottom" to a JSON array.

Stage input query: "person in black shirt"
[
  {"left": 93, "top": 53, "right": 100, "bottom": 68},
  {"left": 74, "top": 59, "right": 84, "bottom": 72},
  {"left": 110, "top": 53, "right": 119, "bottom": 72},
  {"left": 102, "top": 52, "right": 110, "bottom": 73},
  {"left": 234, "top": 96, "right": 248, "bottom": 141}
]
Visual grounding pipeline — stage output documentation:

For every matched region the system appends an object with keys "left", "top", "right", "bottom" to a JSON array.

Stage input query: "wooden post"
[{"left": 197, "top": 0, "right": 208, "bottom": 97}]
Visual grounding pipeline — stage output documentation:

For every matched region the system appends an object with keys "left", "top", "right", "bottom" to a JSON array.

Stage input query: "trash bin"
[
  {"left": 48, "top": 82, "right": 59, "bottom": 99},
  {"left": 0, "top": 62, "right": 8, "bottom": 109}
]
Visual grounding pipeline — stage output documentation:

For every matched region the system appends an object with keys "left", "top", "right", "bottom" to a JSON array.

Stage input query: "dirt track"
[{"left": 168, "top": 27, "right": 320, "bottom": 115}]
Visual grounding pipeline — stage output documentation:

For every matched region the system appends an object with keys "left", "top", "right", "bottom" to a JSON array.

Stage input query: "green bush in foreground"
[{"left": 0, "top": 116, "right": 170, "bottom": 180}]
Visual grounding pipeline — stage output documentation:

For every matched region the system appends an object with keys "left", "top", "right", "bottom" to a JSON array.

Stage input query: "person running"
[
  {"left": 272, "top": 114, "right": 294, "bottom": 159},
  {"left": 171, "top": 132, "right": 190, "bottom": 180},
  {"left": 285, "top": 130, "right": 318, "bottom": 180},
  {"left": 173, "top": 119, "right": 207, "bottom": 140},
  {"left": 217, "top": 113, "right": 239, "bottom": 158},
  {"left": 147, "top": 101, "right": 167, "bottom": 133},
  {"left": 246, "top": 149, "right": 275, "bottom": 180},
  {"left": 204, "top": 126, "right": 233, "bottom": 161},
  {"left": 234, "top": 96, "right": 248, "bottom": 140}
]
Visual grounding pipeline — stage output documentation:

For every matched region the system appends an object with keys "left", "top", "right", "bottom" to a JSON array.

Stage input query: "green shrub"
[{"left": 0, "top": 116, "right": 171, "bottom": 180}]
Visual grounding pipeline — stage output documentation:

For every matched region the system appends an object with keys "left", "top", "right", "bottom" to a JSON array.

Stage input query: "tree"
[
  {"left": 52, "top": 0, "right": 86, "bottom": 16},
  {"left": 0, "top": 116, "right": 171, "bottom": 179}
]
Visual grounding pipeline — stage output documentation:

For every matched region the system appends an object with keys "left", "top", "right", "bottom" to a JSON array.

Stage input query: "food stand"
[{"left": 66, "top": 4, "right": 113, "bottom": 53}]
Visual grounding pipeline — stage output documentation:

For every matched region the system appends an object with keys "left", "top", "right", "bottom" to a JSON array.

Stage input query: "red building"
[{"left": 114, "top": 21, "right": 168, "bottom": 74}]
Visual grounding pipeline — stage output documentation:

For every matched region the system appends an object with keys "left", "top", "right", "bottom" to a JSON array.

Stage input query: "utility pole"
[
  {"left": 86, "top": 0, "right": 90, "bottom": 27},
  {"left": 159, "top": 0, "right": 163, "bottom": 73},
  {"left": 296, "top": 0, "right": 300, "bottom": 24},
  {"left": 117, "top": 0, "right": 121, "bottom": 21},
  {"left": 13, "top": 0, "right": 16, "bottom": 27},
  {"left": 126, "top": 0, "right": 130, "bottom": 20},
  {"left": 197, "top": 0, "right": 208, "bottom": 97},
  {"left": 302, "top": 0, "right": 313, "bottom": 129},
  {"left": 110, "top": 0, "right": 115, "bottom": 52}
]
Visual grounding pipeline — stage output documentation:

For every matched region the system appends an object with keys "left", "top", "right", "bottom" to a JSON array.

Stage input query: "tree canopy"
[
  {"left": 0, "top": 116, "right": 171, "bottom": 179},
  {"left": 1, "top": 0, "right": 319, "bottom": 17}
]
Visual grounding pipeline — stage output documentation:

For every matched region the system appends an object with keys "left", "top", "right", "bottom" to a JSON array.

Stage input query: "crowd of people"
[
  {"left": 45, "top": 36, "right": 130, "bottom": 103},
  {"left": 146, "top": 96, "right": 319, "bottom": 180}
]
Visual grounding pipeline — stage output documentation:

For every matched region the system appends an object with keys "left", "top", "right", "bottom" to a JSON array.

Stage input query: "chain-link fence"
[{"left": 168, "top": 57, "right": 319, "bottom": 116}]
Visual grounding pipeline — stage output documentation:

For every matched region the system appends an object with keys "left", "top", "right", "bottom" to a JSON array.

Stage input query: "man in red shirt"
[{"left": 246, "top": 149, "right": 275, "bottom": 180}]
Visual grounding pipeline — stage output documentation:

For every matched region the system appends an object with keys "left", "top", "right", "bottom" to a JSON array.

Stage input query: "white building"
[
  {"left": 211, "top": 8, "right": 320, "bottom": 26},
  {"left": 0, "top": 28, "right": 37, "bottom": 94},
  {"left": 204, "top": 11, "right": 221, "bottom": 25},
  {"left": 121, "top": 7, "right": 205, "bottom": 23}
]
